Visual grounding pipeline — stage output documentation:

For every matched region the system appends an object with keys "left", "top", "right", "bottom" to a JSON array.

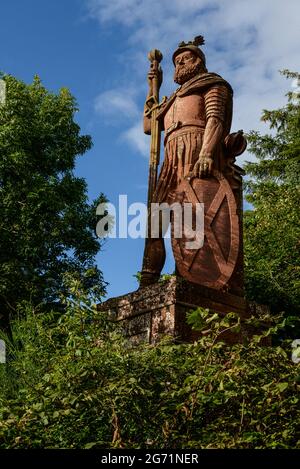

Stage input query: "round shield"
[{"left": 171, "top": 170, "right": 239, "bottom": 289}]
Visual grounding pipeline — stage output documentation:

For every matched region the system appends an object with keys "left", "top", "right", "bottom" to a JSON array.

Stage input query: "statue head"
[{"left": 173, "top": 35, "right": 207, "bottom": 85}]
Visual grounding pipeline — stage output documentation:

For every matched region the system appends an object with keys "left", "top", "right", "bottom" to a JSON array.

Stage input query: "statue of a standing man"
[{"left": 140, "top": 36, "right": 246, "bottom": 295}]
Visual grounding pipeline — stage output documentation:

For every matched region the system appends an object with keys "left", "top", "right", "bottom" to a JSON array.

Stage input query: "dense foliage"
[
  {"left": 0, "top": 278, "right": 299, "bottom": 449},
  {"left": 0, "top": 70, "right": 299, "bottom": 450},
  {"left": 244, "top": 70, "right": 300, "bottom": 317},
  {"left": 0, "top": 74, "right": 106, "bottom": 330}
]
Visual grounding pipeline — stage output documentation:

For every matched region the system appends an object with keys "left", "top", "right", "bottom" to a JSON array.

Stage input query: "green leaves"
[
  {"left": 244, "top": 70, "right": 300, "bottom": 322},
  {"left": 0, "top": 73, "right": 107, "bottom": 329},
  {"left": 1, "top": 293, "right": 299, "bottom": 449},
  {"left": 276, "top": 382, "right": 289, "bottom": 393}
]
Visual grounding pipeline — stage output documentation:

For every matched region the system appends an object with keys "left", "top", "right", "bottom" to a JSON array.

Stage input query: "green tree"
[
  {"left": 0, "top": 74, "right": 106, "bottom": 330},
  {"left": 244, "top": 70, "right": 300, "bottom": 317}
]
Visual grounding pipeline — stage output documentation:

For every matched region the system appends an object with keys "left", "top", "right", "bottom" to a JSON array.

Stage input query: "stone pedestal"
[{"left": 97, "top": 277, "right": 267, "bottom": 344}]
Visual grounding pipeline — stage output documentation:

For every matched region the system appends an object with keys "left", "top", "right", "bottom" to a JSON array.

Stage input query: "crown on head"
[
  {"left": 173, "top": 35, "right": 206, "bottom": 66},
  {"left": 178, "top": 35, "right": 205, "bottom": 48}
]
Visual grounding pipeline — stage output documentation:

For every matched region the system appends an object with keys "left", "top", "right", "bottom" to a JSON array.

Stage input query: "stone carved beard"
[{"left": 174, "top": 60, "right": 203, "bottom": 85}]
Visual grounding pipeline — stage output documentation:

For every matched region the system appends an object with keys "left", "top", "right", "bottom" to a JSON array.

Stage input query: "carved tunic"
[{"left": 153, "top": 75, "right": 232, "bottom": 203}]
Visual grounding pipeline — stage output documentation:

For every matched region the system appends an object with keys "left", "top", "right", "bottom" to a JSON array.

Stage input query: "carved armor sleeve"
[{"left": 204, "top": 85, "right": 229, "bottom": 123}]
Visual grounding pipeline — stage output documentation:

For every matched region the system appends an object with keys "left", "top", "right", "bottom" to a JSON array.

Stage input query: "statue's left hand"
[{"left": 193, "top": 155, "right": 213, "bottom": 178}]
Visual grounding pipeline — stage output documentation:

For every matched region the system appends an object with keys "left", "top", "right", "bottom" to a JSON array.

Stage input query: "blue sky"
[{"left": 0, "top": 0, "right": 299, "bottom": 299}]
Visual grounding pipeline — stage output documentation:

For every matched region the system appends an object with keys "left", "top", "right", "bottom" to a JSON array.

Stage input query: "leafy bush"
[{"left": 0, "top": 278, "right": 299, "bottom": 449}]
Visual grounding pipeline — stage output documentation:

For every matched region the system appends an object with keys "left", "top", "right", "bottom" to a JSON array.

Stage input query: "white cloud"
[
  {"left": 94, "top": 88, "right": 139, "bottom": 120},
  {"left": 121, "top": 121, "right": 149, "bottom": 157},
  {"left": 87, "top": 0, "right": 300, "bottom": 164}
]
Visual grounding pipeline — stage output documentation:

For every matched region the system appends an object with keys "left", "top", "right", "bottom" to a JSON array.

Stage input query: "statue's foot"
[{"left": 139, "top": 271, "right": 160, "bottom": 288}]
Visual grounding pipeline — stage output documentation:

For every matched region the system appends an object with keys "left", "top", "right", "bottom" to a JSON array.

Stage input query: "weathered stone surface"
[
  {"left": 97, "top": 276, "right": 261, "bottom": 344},
  {"left": 140, "top": 36, "right": 247, "bottom": 295},
  {"left": 171, "top": 172, "right": 240, "bottom": 291},
  {"left": 98, "top": 38, "right": 270, "bottom": 345}
]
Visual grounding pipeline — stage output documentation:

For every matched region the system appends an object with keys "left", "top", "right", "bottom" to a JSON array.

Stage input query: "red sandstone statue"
[{"left": 140, "top": 36, "right": 247, "bottom": 296}]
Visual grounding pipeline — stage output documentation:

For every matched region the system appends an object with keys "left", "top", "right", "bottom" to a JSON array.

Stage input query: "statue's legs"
[
  {"left": 140, "top": 237, "right": 166, "bottom": 287},
  {"left": 140, "top": 201, "right": 169, "bottom": 287}
]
